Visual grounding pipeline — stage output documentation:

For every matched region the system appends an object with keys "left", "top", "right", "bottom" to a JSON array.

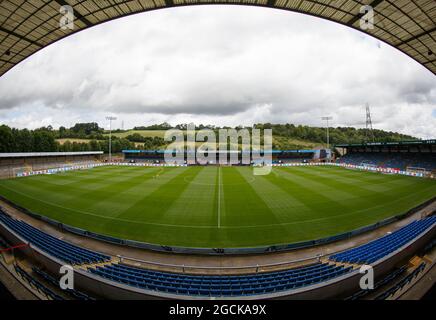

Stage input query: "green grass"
[
  {"left": 104, "top": 130, "right": 167, "bottom": 139},
  {"left": 56, "top": 138, "right": 95, "bottom": 144},
  {"left": 105, "top": 130, "right": 318, "bottom": 150},
  {"left": 0, "top": 166, "right": 435, "bottom": 248}
]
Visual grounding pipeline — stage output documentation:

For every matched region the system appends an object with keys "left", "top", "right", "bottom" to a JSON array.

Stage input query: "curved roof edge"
[{"left": 0, "top": 1, "right": 435, "bottom": 77}]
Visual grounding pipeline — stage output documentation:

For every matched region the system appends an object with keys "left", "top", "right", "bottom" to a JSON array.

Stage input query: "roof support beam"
[
  {"left": 0, "top": 26, "right": 43, "bottom": 48},
  {"left": 397, "top": 27, "right": 436, "bottom": 46},
  {"left": 347, "top": 0, "right": 384, "bottom": 26},
  {"left": 54, "top": 0, "right": 93, "bottom": 27},
  {"left": 0, "top": 58, "right": 12, "bottom": 64}
]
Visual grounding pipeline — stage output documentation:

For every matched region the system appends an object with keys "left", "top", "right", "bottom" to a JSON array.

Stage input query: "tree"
[{"left": 0, "top": 125, "right": 14, "bottom": 152}]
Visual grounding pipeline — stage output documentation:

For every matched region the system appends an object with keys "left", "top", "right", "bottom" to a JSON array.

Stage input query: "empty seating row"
[
  {"left": 374, "top": 263, "right": 426, "bottom": 300},
  {"left": 14, "top": 264, "right": 64, "bottom": 300},
  {"left": 346, "top": 266, "right": 407, "bottom": 300},
  {"left": 32, "top": 266, "right": 95, "bottom": 300},
  {"left": 330, "top": 216, "right": 436, "bottom": 264},
  {"left": 0, "top": 211, "right": 110, "bottom": 265},
  {"left": 88, "top": 262, "right": 353, "bottom": 297},
  {"left": 338, "top": 152, "right": 436, "bottom": 171}
]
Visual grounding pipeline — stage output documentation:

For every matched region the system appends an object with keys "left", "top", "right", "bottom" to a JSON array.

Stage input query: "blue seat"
[
  {"left": 88, "top": 260, "right": 354, "bottom": 297},
  {"left": 0, "top": 211, "right": 110, "bottom": 265},
  {"left": 330, "top": 217, "right": 436, "bottom": 264}
]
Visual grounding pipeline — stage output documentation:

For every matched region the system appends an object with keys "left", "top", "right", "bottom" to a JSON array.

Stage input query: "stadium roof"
[
  {"left": 335, "top": 139, "right": 436, "bottom": 148},
  {"left": 0, "top": 1, "right": 435, "bottom": 77},
  {"left": 0, "top": 151, "right": 103, "bottom": 158}
]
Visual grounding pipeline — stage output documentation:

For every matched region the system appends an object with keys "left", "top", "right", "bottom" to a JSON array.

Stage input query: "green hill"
[{"left": 0, "top": 122, "right": 419, "bottom": 153}]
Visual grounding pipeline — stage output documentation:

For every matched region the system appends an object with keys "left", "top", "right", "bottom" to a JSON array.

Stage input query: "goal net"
[
  {"left": 360, "top": 162, "right": 378, "bottom": 169},
  {"left": 12, "top": 165, "right": 33, "bottom": 177},
  {"left": 406, "top": 167, "right": 427, "bottom": 175}
]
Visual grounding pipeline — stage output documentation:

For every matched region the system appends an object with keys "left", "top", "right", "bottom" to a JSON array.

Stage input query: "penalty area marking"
[
  {"left": 0, "top": 176, "right": 433, "bottom": 230},
  {"left": 183, "top": 175, "right": 255, "bottom": 186}
]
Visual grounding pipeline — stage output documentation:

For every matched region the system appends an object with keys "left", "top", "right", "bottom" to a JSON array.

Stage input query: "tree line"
[
  {"left": 253, "top": 123, "right": 417, "bottom": 145},
  {"left": 0, "top": 122, "right": 419, "bottom": 153},
  {"left": 0, "top": 124, "right": 135, "bottom": 153},
  {"left": 130, "top": 122, "right": 417, "bottom": 145}
]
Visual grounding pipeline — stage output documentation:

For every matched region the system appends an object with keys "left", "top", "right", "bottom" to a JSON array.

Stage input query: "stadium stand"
[
  {"left": 330, "top": 216, "right": 436, "bottom": 264},
  {"left": 336, "top": 140, "right": 436, "bottom": 172},
  {"left": 122, "top": 150, "right": 321, "bottom": 165},
  {"left": 32, "top": 267, "right": 95, "bottom": 301},
  {"left": 0, "top": 235, "right": 9, "bottom": 249},
  {"left": 88, "top": 262, "right": 353, "bottom": 297},
  {"left": 374, "top": 263, "right": 426, "bottom": 300},
  {"left": 1, "top": 206, "right": 435, "bottom": 299},
  {"left": 345, "top": 266, "right": 407, "bottom": 300},
  {"left": 338, "top": 152, "right": 436, "bottom": 171},
  {"left": 0, "top": 211, "right": 110, "bottom": 265},
  {"left": 338, "top": 153, "right": 436, "bottom": 171},
  {"left": 423, "top": 238, "right": 436, "bottom": 254},
  {"left": 14, "top": 264, "right": 64, "bottom": 300},
  {"left": 0, "top": 152, "right": 103, "bottom": 179}
]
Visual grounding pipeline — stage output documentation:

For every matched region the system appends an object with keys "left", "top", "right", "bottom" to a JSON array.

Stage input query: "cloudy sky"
[{"left": 0, "top": 6, "right": 435, "bottom": 138}]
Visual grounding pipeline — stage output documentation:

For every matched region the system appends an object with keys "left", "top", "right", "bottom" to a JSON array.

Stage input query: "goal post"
[
  {"left": 406, "top": 167, "right": 428, "bottom": 176},
  {"left": 360, "top": 162, "right": 378, "bottom": 170},
  {"left": 12, "top": 165, "right": 33, "bottom": 177}
]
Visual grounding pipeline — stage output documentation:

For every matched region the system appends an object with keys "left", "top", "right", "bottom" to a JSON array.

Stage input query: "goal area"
[{"left": 360, "top": 162, "right": 378, "bottom": 169}]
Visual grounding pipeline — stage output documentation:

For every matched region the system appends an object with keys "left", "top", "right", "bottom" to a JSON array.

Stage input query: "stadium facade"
[{"left": 122, "top": 148, "right": 332, "bottom": 164}]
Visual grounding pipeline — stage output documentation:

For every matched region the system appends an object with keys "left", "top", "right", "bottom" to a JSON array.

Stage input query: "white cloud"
[{"left": 0, "top": 6, "right": 434, "bottom": 138}]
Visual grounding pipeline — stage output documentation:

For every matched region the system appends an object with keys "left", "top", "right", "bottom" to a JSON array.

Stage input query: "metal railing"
[{"left": 115, "top": 253, "right": 324, "bottom": 274}]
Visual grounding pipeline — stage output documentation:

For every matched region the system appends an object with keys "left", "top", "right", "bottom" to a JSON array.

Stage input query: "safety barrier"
[{"left": 14, "top": 160, "right": 432, "bottom": 179}]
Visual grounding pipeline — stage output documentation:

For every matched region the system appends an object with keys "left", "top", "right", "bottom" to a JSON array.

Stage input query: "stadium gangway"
[{"left": 115, "top": 253, "right": 325, "bottom": 274}]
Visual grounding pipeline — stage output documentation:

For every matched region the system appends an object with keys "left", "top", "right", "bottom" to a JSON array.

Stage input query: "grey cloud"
[
  {"left": 0, "top": 6, "right": 435, "bottom": 138},
  {"left": 110, "top": 101, "right": 255, "bottom": 115}
]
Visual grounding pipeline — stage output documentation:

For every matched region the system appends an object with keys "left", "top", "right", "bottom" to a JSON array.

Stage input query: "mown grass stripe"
[
  {"left": 281, "top": 166, "right": 394, "bottom": 201},
  {"left": 162, "top": 167, "right": 217, "bottom": 227},
  {"left": 0, "top": 166, "right": 434, "bottom": 248},
  {"left": 265, "top": 168, "right": 351, "bottom": 220}
]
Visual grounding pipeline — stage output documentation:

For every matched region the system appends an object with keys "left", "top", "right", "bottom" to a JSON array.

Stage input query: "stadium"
[
  {"left": 0, "top": 141, "right": 435, "bottom": 300},
  {"left": 0, "top": 0, "right": 435, "bottom": 303}
]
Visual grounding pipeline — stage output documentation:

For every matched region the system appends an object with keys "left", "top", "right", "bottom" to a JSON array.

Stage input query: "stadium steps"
[
  {"left": 78, "top": 259, "right": 117, "bottom": 271},
  {"left": 375, "top": 262, "right": 427, "bottom": 300},
  {"left": 408, "top": 256, "right": 424, "bottom": 267},
  {"left": 328, "top": 260, "right": 362, "bottom": 269}
]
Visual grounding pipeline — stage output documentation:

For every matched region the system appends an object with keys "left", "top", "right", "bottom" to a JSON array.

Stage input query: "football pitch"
[{"left": 0, "top": 165, "right": 435, "bottom": 248}]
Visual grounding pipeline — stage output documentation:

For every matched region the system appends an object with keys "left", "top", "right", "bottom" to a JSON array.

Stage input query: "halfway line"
[{"left": 218, "top": 166, "right": 221, "bottom": 228}]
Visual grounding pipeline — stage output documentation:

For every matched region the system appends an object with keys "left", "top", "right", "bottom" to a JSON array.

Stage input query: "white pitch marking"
[{"left": 217, "top": 166, "right": 221, "bottom": 229}]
